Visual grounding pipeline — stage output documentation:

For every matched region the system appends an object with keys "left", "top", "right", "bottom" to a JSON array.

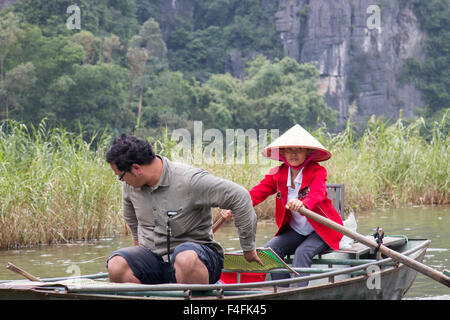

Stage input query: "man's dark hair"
[{"left": 106, "top": 134, "right": 155, "bottom": 171}]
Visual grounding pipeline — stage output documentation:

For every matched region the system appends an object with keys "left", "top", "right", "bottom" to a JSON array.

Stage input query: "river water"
[{"left": 0, "top": 205, "right": 448, "bottom": 299}]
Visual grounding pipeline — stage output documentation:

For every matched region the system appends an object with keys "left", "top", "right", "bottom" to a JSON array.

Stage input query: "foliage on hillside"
[{"left": 1, "top": 0, "right": 295, "bottom": 135}]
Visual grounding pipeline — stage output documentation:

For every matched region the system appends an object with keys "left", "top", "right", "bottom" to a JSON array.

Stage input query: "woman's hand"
[{"left": 285, "top": 199, "right": 305, "bottom": 212}]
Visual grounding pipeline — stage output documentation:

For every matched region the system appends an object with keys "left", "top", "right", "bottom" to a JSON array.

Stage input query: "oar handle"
[
  {"left": 6, "top": 262, "right": 41, "bottom": 282},
  {"left": 212, "top": 216, "right": 226, "bottom": 233},
  {"left": 213, "top": 209, "right": 234, "bottom": 233},
  {"left": 296, "top": 206, "right": 450, "bottom": 288}
]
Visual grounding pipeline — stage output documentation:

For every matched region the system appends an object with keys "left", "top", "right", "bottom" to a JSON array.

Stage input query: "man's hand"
[
  {"left": 220, "top": 209, "right": 233, "bottom": 220},
  {"left": 213, "top": 209, "right": 233, "bottom": 233},
  {"left": 243, "top": 249, "right": 264, "bottom": 266}
]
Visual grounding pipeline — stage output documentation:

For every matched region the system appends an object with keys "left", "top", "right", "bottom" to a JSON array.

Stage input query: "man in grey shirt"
[{"left": 105, "top": 134, "right": 262, "bottom": 284}]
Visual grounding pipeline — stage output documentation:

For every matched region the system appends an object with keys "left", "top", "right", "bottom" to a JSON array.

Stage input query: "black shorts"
[{"left": 106, "top": 242, "right": 224, "bottom": 284}]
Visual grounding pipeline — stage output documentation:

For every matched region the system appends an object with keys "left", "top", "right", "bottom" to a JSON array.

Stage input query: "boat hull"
[
  {"left": 239, "top": 250, "right": 425, "bottom": 300},
  {"left": 0, "top": 239, "right": 430, "bottom": 300}
]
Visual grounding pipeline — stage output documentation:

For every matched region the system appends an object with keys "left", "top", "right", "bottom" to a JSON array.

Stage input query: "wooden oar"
[
  {"left": 212, "top": 215, "right": 226, "bottom": 233},
  {"left": 212, "top": 209, "right": 233, "bottom": 233},
  {"left": 6, "top": 262, "right": 41, "bottom": 282},
  {"left": 295, "top": 206, "right": 450, "bottom": 287}
]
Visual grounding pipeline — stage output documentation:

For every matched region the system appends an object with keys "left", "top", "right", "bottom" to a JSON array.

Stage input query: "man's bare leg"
[
  {"left": 107, "top": 255, "right": 141, "bottom": 283},
  {"left": 173, "top": 250, "right": 209, "bottom": 284}
]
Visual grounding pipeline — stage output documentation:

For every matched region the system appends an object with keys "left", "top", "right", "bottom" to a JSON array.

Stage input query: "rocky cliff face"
[
  {"left": 0, "top": 0, "right": 15, "bottom": 11},
  {"left": 275, "top": 0, "right": 425, "bottom": 127}
]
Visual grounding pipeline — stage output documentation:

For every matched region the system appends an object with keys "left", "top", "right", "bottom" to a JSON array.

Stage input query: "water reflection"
[
  {"left": 0, "top": 205, "right": 448, "bottom": 299},
  {"left": 352, "top": 205, "right": 449, "bottom": 299},
  {"left": 215, "top": 220, "right": 277, "bottom": 252}
]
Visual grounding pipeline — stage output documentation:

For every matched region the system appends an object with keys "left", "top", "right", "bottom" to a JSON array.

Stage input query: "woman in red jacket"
[{"left": 249, "top": 124, "right": 343, "bottom": 286}]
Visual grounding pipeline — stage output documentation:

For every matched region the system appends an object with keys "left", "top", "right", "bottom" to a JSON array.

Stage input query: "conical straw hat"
[{"left": 262, "top": 124, "right": 331, "bottom": 162}]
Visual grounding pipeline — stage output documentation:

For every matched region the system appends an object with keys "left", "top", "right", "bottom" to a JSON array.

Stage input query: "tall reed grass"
[
  {"left": 0, "top": 120, "right": 125, "bottom": 249},
  {"left": 0, "top": 113, "right": 448, "bottom": 248},
  {"left": 323, "top": 113, "right": 449, "bottom": 212},
  {"left": 157, "top": 112, "right": 448, "bottom": 220}
]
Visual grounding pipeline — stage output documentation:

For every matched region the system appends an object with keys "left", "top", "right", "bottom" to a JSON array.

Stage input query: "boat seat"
[
  {"left": 323, "top": 184, "right": 407, "bottom": 258},
  {"left": 319, "top": 235, "right": 408, "bottom": 259},
  {"left": 326, "top": 184, "right": 345, "bottom": 219}
]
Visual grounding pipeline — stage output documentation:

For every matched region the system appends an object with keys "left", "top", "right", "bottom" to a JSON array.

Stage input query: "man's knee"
[
  {"left": 107, "top": 255, "right": 127, "bottom": 271},
  {"left": 174, "top": 250, "right": 199, "bottom": 269},
  {"left": 107, "top": 255, "right": 137, "bottom": 282},
  {"left": 173, "top": 250, "right": 208, "bottom": 284}
]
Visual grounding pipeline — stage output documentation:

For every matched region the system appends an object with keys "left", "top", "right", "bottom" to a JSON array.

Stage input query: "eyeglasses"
[{"left": 118, "top": 170, "right": 128, "bottom": 181}]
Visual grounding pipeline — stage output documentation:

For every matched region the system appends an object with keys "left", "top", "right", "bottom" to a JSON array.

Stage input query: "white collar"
[{"left": 287, "top": 167, "right": 304, "bottom": 187}]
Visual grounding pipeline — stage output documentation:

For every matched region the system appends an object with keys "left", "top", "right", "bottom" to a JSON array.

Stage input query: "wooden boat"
[
  {"left": 2, "top": 184, "right": 442, "bottom": 299},
  {"left": 0, "top": 236, "right": 431, "bottom": 300}
]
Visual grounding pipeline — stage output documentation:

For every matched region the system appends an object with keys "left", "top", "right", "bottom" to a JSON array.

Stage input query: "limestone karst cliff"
[{"left": 274, "top": 0, "right": 425, "bottom": 126}]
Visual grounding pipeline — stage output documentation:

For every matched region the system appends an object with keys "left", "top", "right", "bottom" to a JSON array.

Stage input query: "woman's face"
[{"left": 280, "top": 147, "right": 310, "bottom": 167}]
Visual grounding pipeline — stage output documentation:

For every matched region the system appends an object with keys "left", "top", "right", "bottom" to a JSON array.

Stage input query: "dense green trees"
[
  {"left": 44, "top": 63, "right": 128, "bottom": 132},
  {"left": 13, "top": 0, "right": 138, "bottom": 39},
  {"left": 196, "top": 56, "right": 336, "bottom": 132},
  {"left": 0, "top": 1, "right": 332, "bottom": 136},
  {"left": 405, "top": 0, "right": 450, "bottom": 128},
  {"left": 164, "top": 0, "right": 283, "bottom": 80}
]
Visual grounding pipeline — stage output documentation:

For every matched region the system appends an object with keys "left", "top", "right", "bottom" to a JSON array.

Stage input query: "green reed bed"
[
  {"left": 203, "top": 114, "right": 449, "bottom": 218},
  {"left": 158, "top": 114, "right": 448, "bottom": 219},
  {"left": 0, "top": 120, "right": 125, "bottom": 249},
  {"left": 319, "top": 114, "right": 449, "bottom": 213}
]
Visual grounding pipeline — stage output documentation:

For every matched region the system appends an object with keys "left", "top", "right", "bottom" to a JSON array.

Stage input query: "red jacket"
[{"left": 249, "top": 162, "right": 343, "bottom": 250}]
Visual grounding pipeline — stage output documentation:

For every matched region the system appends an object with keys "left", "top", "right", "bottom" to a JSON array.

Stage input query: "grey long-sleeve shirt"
[{"left": 121, "top": 156, "right": 257, "bottom": 259}]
